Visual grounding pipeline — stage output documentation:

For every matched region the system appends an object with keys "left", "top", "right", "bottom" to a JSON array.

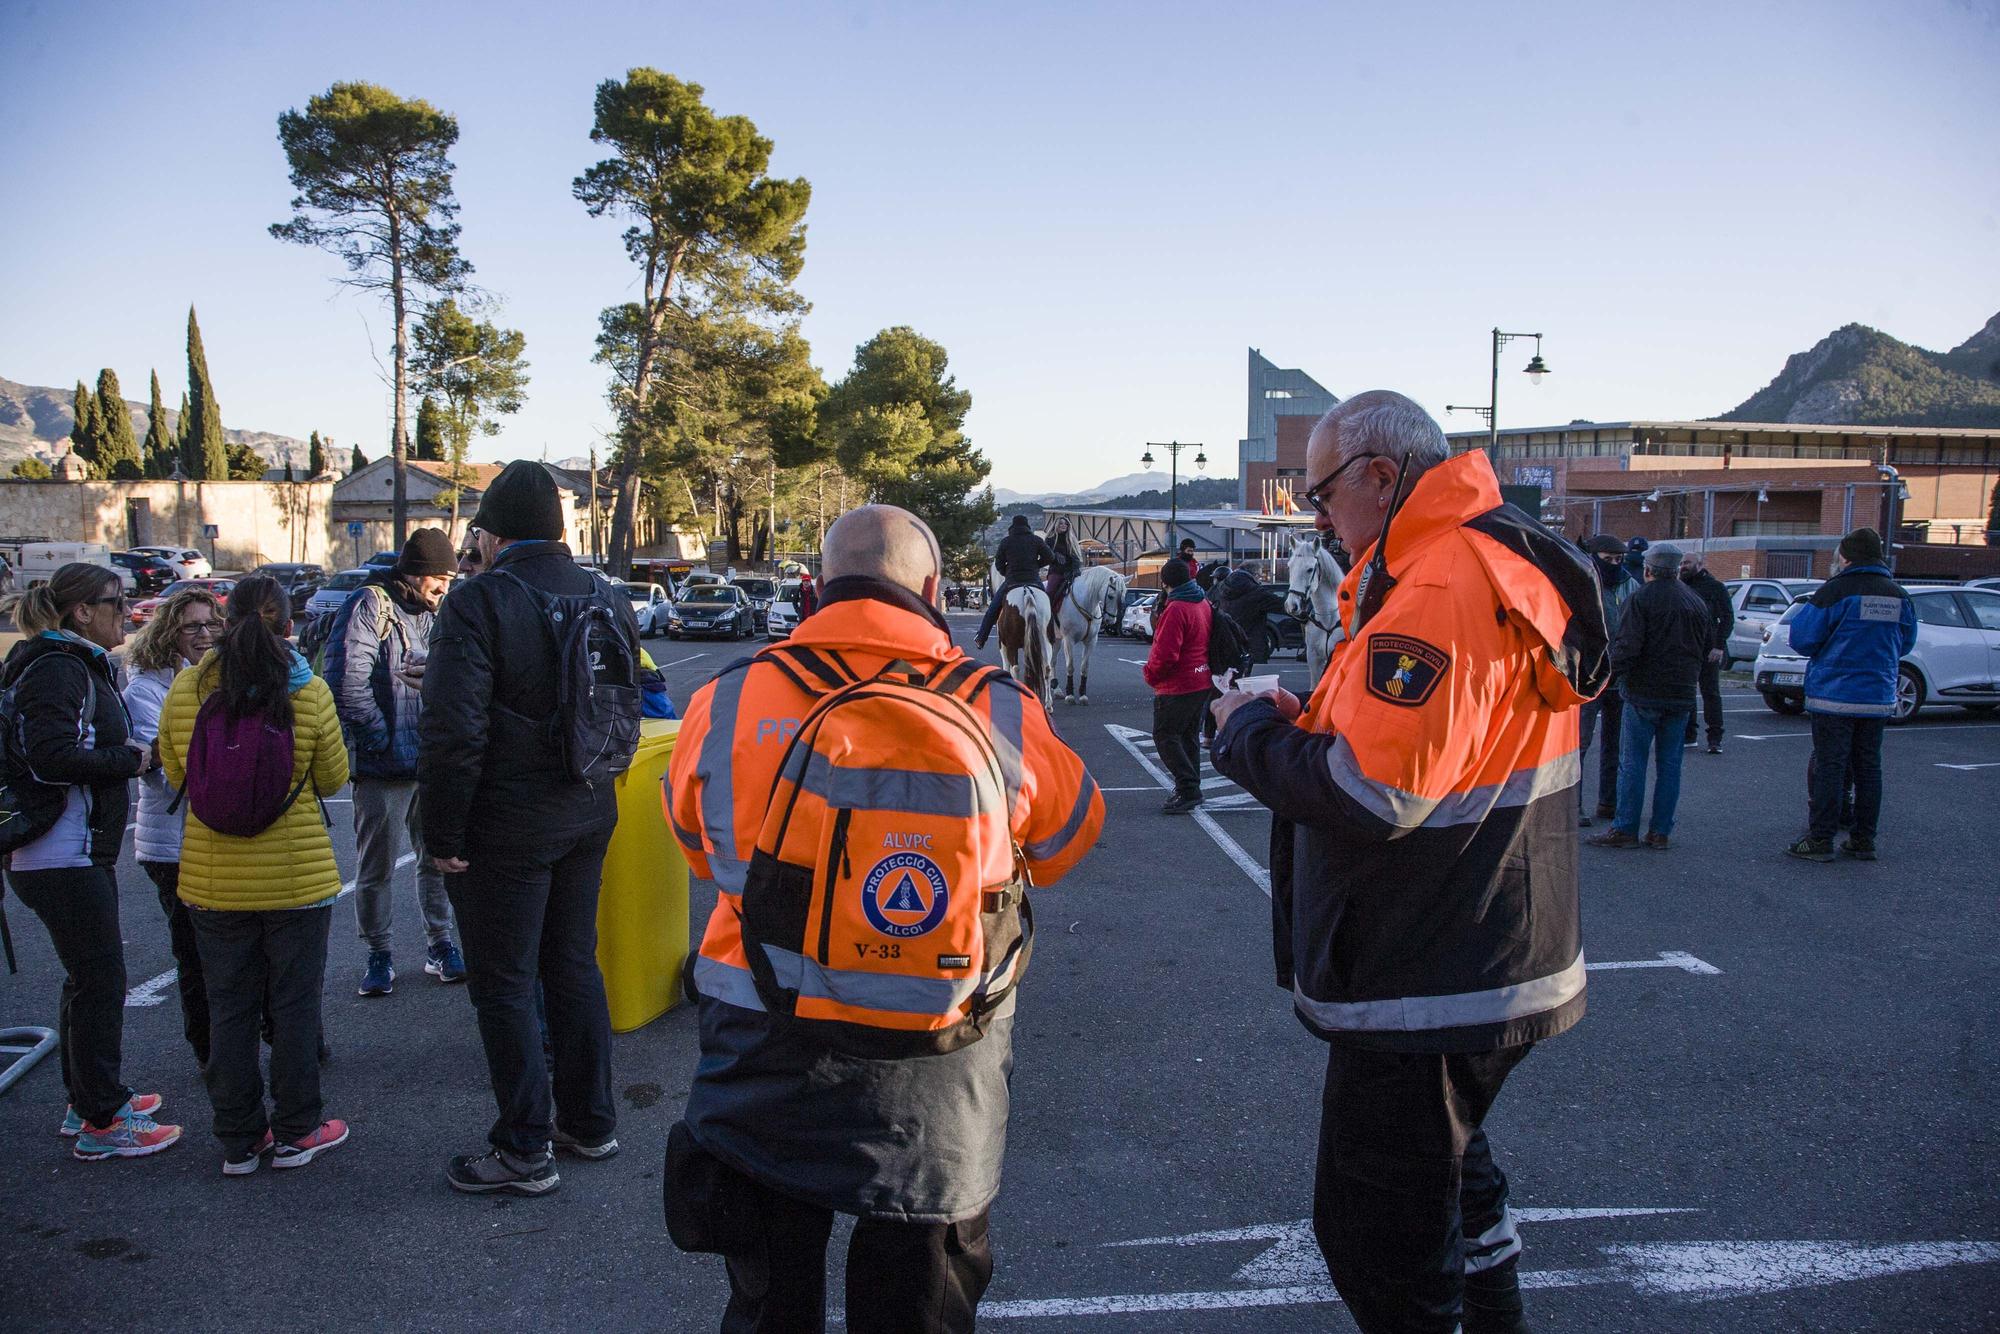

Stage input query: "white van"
[{"left": 19, "top": 542, "right": 117, "bottom": 589}]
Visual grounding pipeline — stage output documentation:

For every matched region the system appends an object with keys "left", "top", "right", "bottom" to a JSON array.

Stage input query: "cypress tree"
[
  {"left": 308, "top": 430, "right": 327, "bottom": 477},
  {"left": 95, "top": 369, "right": 143, "bottom": 478},
  {"left": 351, "top": 444, "right": 368, "bottom": 475},
  {"left": 71, "top": 381, "right": 102, "bottom": 475},
  {"left": 184, "top": 306, "right": 229, "bottom": 480},
  {"left": 143, "top": 370, "right": 175, "bottom": 477},
  {"left": 414, "top": 394, "right": 445, "bottom": 461}
]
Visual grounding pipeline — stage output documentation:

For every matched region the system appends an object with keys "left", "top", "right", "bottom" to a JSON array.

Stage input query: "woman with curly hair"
[{"left": 121, "top": 585, "right": 223, "bottom": 1067}]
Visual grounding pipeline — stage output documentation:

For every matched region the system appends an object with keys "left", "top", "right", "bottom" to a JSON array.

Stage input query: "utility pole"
[{"left": 588, "top": 447, "right": 602, "bottom": 562}]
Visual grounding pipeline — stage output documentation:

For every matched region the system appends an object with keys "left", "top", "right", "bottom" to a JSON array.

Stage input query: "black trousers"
[
  {"left": 1684, "top": 659, "right": 1724, "bottom": 745},
  {"left": 1586, "top": 683, "right": 1623, "bottom": 811},
  {"left": 1809, "top": 714, "right": 1886, "bottom": 841},
  {"left": 140, "top": 861, "right": 210, "bottom": 1068},
  {"left": 447, "top": 826, "right": 617, "bottom": 1156},
  {"left": 190, "top": 903, "right": 331, "bottom": 1153},
  {"left": 1153, "top": 689, "right": 1207, "bottom": 800},
  {"left": 1313, "top": 1042, "right": 1531, "bottom": 1334},
  {"left": 669, "top": 1130, "right": 993, "bottom": 1334},
  {"left": 7, "top": 864, "right": 131, "bottom": 1125}
]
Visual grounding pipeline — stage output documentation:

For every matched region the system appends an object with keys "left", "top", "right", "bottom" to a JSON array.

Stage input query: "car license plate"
[{"left": 1775, "top": 672, "right": 1803, "bottom": 685}]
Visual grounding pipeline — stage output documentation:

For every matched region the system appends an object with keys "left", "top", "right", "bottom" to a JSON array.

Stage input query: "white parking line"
[
  {"left": 1587, "top": 951, "right": 1722, "bottom": 975},
  {"left": 1104, "top": 724, "right": 1269, "bottom": 897}
]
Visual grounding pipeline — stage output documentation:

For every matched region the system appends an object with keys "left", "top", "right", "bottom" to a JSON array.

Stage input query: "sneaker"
[
  {"left": 447, "top": 1147, "right": 560, "bottom": 1196},
  {"left": 1841, "top": 836, "right": 1878, "bottom": 861},
  {"left": 73, "top": 1111, "right": 181, "bottom": 1161},
  {"left": 359, "top": 951, "right": 395, "bottom": 997},
  {"left": 425, "top": 939, "right": 467, "bottom": 984},
  {"left": 1577, "top": 813, "right": 1594, "bottom": 828},
  {"left": 550, "top": 1126, "right": 620, "bottom": 1161},
  {"left": 1586, "top": 830, "right": 1643, "bottom": 849},
  {"left": 1160, "top": 793, "right": 1204, "bottom": 815},
  {"left": 59, "top": 1093, "right": 162, "bottom": 1137},
  {"left": 271, "top": 1119, "right": 350, "bottom": 1170},
  {"left": 223, "top": 1130, "right": 276, "bottom": 1176},
  {"left": 1786, "top": 836, "right": 1837, "bottom": 863},
  {"left": 1644, "top": 832, "right": 1671, "bottom": 850},
  {"left": 1706, "top": 743, "right": 1723, "bottom": 755}
]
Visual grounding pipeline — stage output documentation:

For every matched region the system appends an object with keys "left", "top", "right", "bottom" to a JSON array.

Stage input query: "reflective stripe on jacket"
[
  {"left": 1212, "top": 450, "right": 1607, "bottom": 1053},
  {"left": 1788, "top": 563, "right": 1917, "bottom": 717}
]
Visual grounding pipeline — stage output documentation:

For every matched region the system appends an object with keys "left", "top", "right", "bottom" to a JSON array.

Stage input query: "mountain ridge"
[
  {"left": 0, "top": 375, "right": 307, "bottom": 470},
  {"left": 1716, "top": 311, "right": 2000, "bottom": 428}
]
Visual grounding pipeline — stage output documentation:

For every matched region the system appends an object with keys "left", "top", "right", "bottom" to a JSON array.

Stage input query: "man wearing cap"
[
  {"left": 419, "top": 460, "right": 641, "bottom": 1195},
  {"left": 1783, "top": 528, "right": 1916, "bottom": 862},
  {"left": 324, "top": 527, "right": 464, "bottom": 997},
  {"left": 1589, "top": 542, "right": 1711, "bottom": 850},
  {"left": 1577, "top": 535, "right": 1634, "bottom": 825}
]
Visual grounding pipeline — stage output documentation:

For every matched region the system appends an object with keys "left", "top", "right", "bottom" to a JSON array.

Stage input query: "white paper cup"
[{"left": 1239, "top": 674, "right": 1282, "bottom": 694}]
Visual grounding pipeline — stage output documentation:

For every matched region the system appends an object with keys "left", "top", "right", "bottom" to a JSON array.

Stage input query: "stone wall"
[{"left": 0, "top": 479, "right": 337, "bottom": 571}]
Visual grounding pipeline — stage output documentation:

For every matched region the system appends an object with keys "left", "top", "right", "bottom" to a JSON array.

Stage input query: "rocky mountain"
[
  {"left": 0, "top": 375, "right": 308, "bottom": 470},
  {"left": 991, "top": 469, "right": 1196, "bottom": 509},
  {"left": 1717, "top": 312, "right": 2000, "bottom": 428}
]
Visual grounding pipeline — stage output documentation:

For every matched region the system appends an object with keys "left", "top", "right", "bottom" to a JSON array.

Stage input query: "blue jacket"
[
  {"left": 323, "top": 577, "right": 433, "bottom": 779},
  {"left": 1787, "top": 563, "right": 1918, "bottom": 718}
]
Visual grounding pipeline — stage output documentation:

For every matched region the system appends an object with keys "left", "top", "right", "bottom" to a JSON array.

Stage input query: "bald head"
[{"left": 821, "top": 505, "right": 943, "bottom": 600}]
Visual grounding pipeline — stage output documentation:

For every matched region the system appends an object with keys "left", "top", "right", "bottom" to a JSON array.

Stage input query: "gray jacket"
[{"left": 325, "top": 578, "right": 432, "bottom": 781}]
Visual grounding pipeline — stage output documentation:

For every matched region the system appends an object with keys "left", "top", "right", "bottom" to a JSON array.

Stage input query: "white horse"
[
  {"left": 995, "top": 584, "right": 1054, "bottom": 712},
  {"left": 1285, "top": 534, "right": 1346, "bottom": 687},
  {"left": 1053, "top": 565, "right": 1126, "bottom": 705}
]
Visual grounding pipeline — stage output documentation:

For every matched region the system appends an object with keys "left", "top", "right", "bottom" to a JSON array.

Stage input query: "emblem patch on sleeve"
[{"left": 1366, "top": 634, "right": 1449, "bottom": 706}]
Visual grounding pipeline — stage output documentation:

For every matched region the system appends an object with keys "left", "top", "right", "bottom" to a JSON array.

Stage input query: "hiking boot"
[
  {"left": 60, "top": 1093, "right": 162, "bottom": 1137},
  {"left": 1841, "top": 836, "right": 1878, "bottom": 861},
  {"left": 425, "top": 938, "right": 467, "bottom": 984},
  {"left": 272, "top": 1119, "right": 350, "bottom": 1170},
  {"left": 550, "top": 1126, "right": 620, "bottom": 1161},
  {"left": 447, "top": 1147, "right": 560, "bottom": 1196},
  {"left": 1586, "top": 829, "right": 1642, "bottom": 849},
  {"left": 73, "top": 1110, "right": 180, "bottom": 1161},
  {"left": 359, "top": 951, "right": 395, "bottom": 997},
  {"left": 1786, "top": 836, "right": 1837, "bottom": 863},
  {"left": 223, "top": 1130, "right": 275, "bottom": 1177},
  {"left": 1644, "top": 832, "right": 1671, "bottom": 850},
  {"left": 1161, "top": 793, "right": 1204, "bottom": 815},
  {"left": 1594, "top": 803, "right": 1616, "bottom": 821}
]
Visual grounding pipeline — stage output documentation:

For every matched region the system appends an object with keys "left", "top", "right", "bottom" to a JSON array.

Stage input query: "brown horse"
[{"left": 995, "top": 584, "right": 1053, "bottom": 711}]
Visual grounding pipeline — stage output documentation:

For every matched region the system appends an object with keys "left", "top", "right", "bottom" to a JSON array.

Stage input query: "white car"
[
  {"left": 1723, "top": 578, "right": 1821, "bottom": 665},
  {"left": 1120, "top": 589, "right": 1159, "bottom": 640},
  {"left": 616, "top": 581, "right": 671, "bottom": 636},
  {"left": 128, "top": 545, "right": 212, "bottom": 580},
  {"left": 1751, "top": 586, "right": 2000, "bottom": 722}
]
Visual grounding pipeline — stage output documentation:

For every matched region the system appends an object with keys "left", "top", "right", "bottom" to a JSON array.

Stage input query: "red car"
[{"left": 128, "top": 578, "right": 237, "bottom": 628}]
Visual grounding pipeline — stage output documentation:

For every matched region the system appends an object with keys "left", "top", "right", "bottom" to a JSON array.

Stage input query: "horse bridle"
[{"left": 1289, "top": 547, "right": 1342, "bottom": 637}]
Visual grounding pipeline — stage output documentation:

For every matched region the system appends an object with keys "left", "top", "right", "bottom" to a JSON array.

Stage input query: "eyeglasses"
[
  {"left": 1300, "top": 453, "right": 1386, "bottom": 518},
  {"left": 458, "top": 551, "right": 481, "bottom": 566},
  {"left": 177, "top": 621, "right": 221, "bottom": 638}
]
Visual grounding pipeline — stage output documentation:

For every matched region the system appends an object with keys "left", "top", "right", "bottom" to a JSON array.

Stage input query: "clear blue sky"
[{"left": 3, "top": 0, "right": 1997, "bottom": 493}]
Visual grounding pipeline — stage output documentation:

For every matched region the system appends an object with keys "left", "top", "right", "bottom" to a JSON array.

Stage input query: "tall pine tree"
[
  {"left": 183, "top": 307, "right": 229, "bottom": 480},
  {"left": 143, "top": 370, "right": 175, "bottom": 477},
  {"left": 308, "top": 431, "right": 327, "bottom": 477},
  {"left": 95, "top": 370, "right": 143, "bottom": 478},
  {"left": 70, "top": 381, "right": 103, "bottom": 476}
]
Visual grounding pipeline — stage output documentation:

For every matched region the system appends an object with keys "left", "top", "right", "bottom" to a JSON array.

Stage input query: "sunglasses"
[
  {"left": 85, "top": 594, "right": 129, "bottom": 610},
  {"left": 1300, "top": 453, "right": 1386, "bottom": 518}
]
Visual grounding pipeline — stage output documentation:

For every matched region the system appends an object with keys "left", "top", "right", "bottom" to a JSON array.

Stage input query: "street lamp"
[
  {"left": 1447, "top": 328, "right": 1550, "bottom": 462},
  {"left": 1142, "top": 441, "right": 1206, "bottom": 555}
]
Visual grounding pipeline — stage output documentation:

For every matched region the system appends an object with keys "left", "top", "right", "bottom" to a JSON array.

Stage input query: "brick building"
[{"left": 1236, "top": 348, "right": 1339, "bottom": 512}]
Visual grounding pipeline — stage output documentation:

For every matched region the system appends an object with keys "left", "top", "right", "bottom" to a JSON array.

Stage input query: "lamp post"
[
  {"left": 1140, "top": 441, "right": 1206, "bottom": 557},
  {"left": 1447, "top": 328, "right": 1550, "bottom": 463}
]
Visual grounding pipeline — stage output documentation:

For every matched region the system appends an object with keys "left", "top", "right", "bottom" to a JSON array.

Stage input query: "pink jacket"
[{"left": 1144, "top": 595, "right": 1212, "bottom": 696}]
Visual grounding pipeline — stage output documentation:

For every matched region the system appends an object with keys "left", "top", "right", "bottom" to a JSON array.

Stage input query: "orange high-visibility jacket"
[{"left": 1212, "top": 451, "right": 1609, "bottom": 1052}]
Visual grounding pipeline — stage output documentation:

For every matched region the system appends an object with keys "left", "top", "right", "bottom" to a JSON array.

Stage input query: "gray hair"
[{"left": 1309, "top": 390, "right": 1450, "bottom": 472}]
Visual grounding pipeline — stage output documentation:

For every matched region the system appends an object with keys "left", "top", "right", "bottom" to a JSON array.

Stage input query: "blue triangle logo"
[{"left": 885, "top": 874, "right": 927, "bottom": 913}]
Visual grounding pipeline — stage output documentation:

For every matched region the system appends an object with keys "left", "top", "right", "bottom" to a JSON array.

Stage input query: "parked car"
[
  {"left": 666, "top": 584, "right": 757, "bottom": 640},
  {"left": 1752, "top": 587, "right": 2000, "bottom": 722},
  {"left": 127, "top": 545, "right": 212, "bottom": 580},
  {"left": 364, "top": 550, "right": 400, "bottom": 570},
  {"left": 255, "top": 563, "right": 327, "bottom": 603},
  {"left": 19, "top": 541, "right": 116, "bottom": 589},
  {"left": 110, "top": 550, "right": 178, "bottom": 595},
  {"left": 730, "top": 577, "right": 778, "bottom": 632},
  {"left": 1723, "top": 578, "right": 1822, "bottom": 665},
  {"left": 1965, "top": 577, "right": 2000, "bottom": 593},
  {"left": 303, "top": 567, "right": 371, "bottom": 621},
  {"left": 764, "top": 578, "right": 806, "bottom": 640},
  {"left": 1118, "top": 588, "right": 1157, "bottom": 639},
  {"left": 617, "top": 581, "right": 672, "bottom": 636},
  {"left": 130, "top": 577, "right": 237, "bottom": 628},
  {"left": 1246, "top": 583, "right": 1308, "bottom": 662}
]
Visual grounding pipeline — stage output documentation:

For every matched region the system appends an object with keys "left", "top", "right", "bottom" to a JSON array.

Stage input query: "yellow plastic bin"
[{"left": 595, "top": 718, "right": 689, "bottom": 1032}]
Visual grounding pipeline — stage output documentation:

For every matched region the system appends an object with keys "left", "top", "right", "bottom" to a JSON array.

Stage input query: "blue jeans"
[{"left": 1615, "top": 701, "right": 1692, "bottom": 838}]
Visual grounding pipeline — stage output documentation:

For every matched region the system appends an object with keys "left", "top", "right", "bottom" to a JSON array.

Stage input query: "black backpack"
[
  {"left": 0, "top": 656, "right": 94, "bottom": 855},
  {"left": 1205, "top": 602, "right": 1252, "bottom": 678},
  {"left": 493, "top": 570, "right": 642, "bottom": 784}
]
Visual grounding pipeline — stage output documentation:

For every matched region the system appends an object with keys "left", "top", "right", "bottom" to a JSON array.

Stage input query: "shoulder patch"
[{"left": 1366, "top": 634, "right": 1449, "bottom": 706}]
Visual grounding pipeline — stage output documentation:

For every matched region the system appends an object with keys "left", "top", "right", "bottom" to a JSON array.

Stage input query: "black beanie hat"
[
  {"left": 471, "top": 460, "right": 564, "bottom": 542},
  {"left": 1839, "top": 527, "right": 1884, "bottom": 564},
  {"left": 1160, "top": 557, "right": 1190, "bottom": 588},
  {"left": 397, "top": 528, "right": 457, "bottom": 577},
  {"left": 1009, "top": 514, "right": 1030, "bottom": 531}
]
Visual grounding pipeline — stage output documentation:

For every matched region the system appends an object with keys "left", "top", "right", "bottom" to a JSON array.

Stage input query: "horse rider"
[
  {"left": 1045, "top": 517, "right": 1084, "bottom": 632},
  {"left": 973, "top": 514, "right": 1060, "bottom": 650}
]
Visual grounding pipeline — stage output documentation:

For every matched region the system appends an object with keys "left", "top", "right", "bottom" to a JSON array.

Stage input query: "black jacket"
[
  {"left": 1218, "top": 570, "right": 1286, "bottom": 659},
  {"left": 1682, "top": 568, "right": 1734, "bottom": 653},
  {"left": 1, "top": 636, "right": 142, "bottom": 867},
  {"left": 1611, "top": 575, "right": 1712, "bottom": 705},
  {"left": 992, "top": 528, "right": 1058, "bottom": 585},
  {"left": 418, "top": 542, "right": 642, "bottom": 859}
]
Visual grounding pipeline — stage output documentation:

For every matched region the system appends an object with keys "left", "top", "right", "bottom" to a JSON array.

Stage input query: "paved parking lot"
[{"left": 1, "top": 614, "right": 1995, "bottom": 1331}]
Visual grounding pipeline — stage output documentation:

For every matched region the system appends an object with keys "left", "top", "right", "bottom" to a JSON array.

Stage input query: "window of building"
[
  {"left": 1264, "top": 389, "right": 1295, "bottom": 399},
  {"left": 1730, "top": 520, "right": 1818, "bottom": 537},
  {"left": 1275, "top": 467, "right": 1305, "bottom": 477}
]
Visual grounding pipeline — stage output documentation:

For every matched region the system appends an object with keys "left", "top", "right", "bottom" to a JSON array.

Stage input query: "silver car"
[
  {"left": 304, "top": 567, "right": 370, "bottom": 620},
  {"left": 1723, "top": 578, "right": 1822, "bottom": 666},
  {"left": 1751, "top": 587, "right": 2000, "bottom": 722}
]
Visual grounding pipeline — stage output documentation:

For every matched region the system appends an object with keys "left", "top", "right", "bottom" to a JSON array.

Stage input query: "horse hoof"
[
  {"left": 1077, "top": 694, "right": 1088, "bottom": 705},
  {"left": 1064, "top": 693, "right": 1077, "bottom": 704}
]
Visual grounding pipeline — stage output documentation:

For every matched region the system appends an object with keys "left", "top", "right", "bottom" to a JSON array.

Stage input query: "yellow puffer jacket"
[{"left": 159, "top": 653, "right": 350, "bottom": 911}]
